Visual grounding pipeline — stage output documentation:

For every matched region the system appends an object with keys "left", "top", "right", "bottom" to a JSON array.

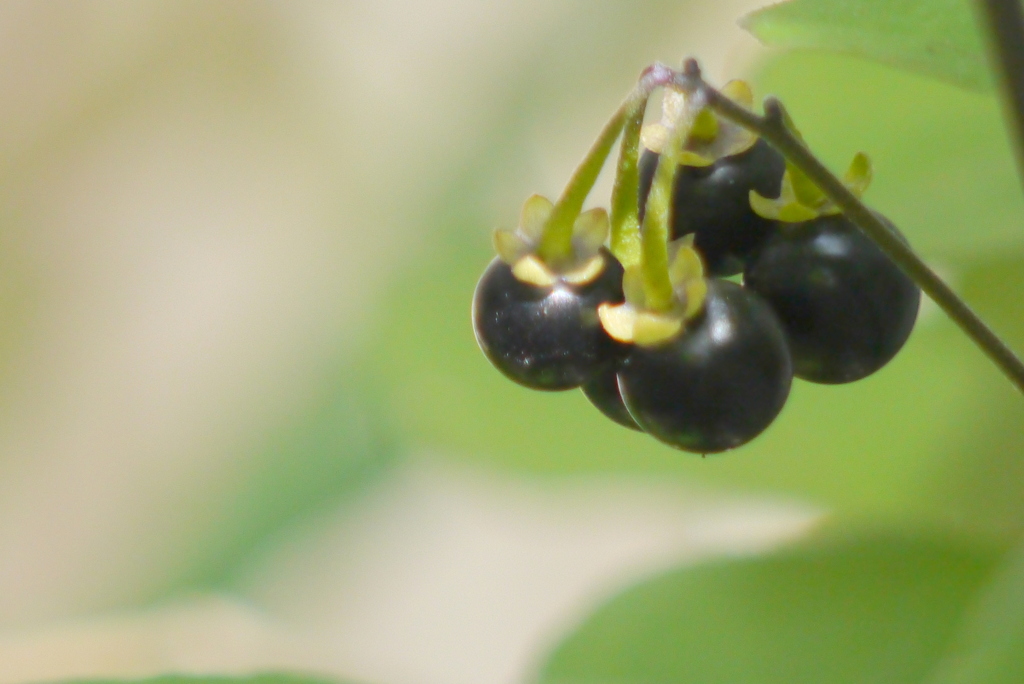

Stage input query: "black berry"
[
  {"left": 744, "top": 213, "right": 921, "bottom": 384},
  {"left": 638, "top": 138, "right": 785, "bottom": 276},
  {"left": 617, "top": 279, "right": 792, "bottom": 453},
  {"left": 472, "top": 251, "right": 624, "bottom": 391},
  {"left": 582, "top": 364, "right": 641, "bottom": 431}
]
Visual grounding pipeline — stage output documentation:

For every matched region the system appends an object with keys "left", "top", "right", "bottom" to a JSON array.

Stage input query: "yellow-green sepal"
[
  {"left": 520, "top": 194, "right": 554, "bottom": 242},
  {"left": 667, "top": 239, "right": 703, "bottom": 288},
  {"left": 750, "top": 152, "right": 874, "bottom": 223},
  {"left": 493, "top": 194, "right": 555, "bottom": 264},
  {"left": 667, "top": 240, "right": 708, "bottom": 320},
  {"left": 597, "top": 302, "right": 683, "bottom": 347},
  {"left": 640, "top": 82, "right": 758, "bottom": 167},
  {"left": 597, "top": 242, "right": 707, "bottom": 348},
  {"left": 571, "top": 207, "right": 610, "bottom": 258},
  {"left": 788, "top": 162, "right": 826, "bottom": 209},
  {"left": 493, "top": 194, "right": 610, "bottom": 287},
  {"left": 843, "top": 152, "right": 873, "bottom": 198},
  {"left": 492, "top": 227, "right": 528, "bottom": 264},
  {"left": 749, "top": 171, "right": 820, "bottom": 223}
]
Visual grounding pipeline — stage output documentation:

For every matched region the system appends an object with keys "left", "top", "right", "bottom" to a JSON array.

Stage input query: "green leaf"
[
  {"left": 926, "top": 538, "right": 1024, "bottom": 683},
  {"left": 61, "top": 675, "right": 339, "bottom": 684},
  {"left": 741, "top": 0, "right": 990, "bottom": 91},
  {"left": 539, "top": 532, "right": 1001, "bottom": 684}
]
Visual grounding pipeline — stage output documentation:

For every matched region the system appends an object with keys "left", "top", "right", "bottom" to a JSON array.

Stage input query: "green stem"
[
  {"left": 671, "top": 59, "right": 1024, "bottom": 394},
  {"left": 640, "top": 155, "right": 674, "bottom": 310},
  {"left": 536, "top": 104, "right": 628, "bottom": 266},
  {"left": 609, "top": 99, "right": 646, "bottom": 268},
  {"left": 537, "top": 64, "right": 676, "bottom": 268},
  {"left": 640, "top": 91, "right": 703, "bottom": 311}
]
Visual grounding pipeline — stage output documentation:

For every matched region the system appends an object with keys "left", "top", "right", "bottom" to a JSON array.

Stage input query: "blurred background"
[{"left": 0, "top": 2, "right": 1022, "bottom": 684}]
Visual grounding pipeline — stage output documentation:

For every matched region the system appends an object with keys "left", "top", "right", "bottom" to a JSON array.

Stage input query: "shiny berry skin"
[
  {"left": 472, "top": 251, "right": 624, "bottom": 391},
  {"left": 617, "top": 279, "right": 792, "bottom": 453},
  {"left": 744, "top": 213, "right": 921, "bottom": 384},
  {"left": 582, "top": 365, "right": 641, "bottom": 431},
  {"left": 638, "top": 138, "right": 785, "bottom": 276}
]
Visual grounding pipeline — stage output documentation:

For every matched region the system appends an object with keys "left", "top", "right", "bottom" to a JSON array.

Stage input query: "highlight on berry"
[{"left": 470, "top": 59, "right": 920, "bottom": 454}]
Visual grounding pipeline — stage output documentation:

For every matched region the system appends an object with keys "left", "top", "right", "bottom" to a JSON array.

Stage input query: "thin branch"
[
  {"left": 671, "top": 59, "right": 1024, "bottom": 394},
  {"left": 976, "top": 0, "right": 1024, "bottom": 198}
]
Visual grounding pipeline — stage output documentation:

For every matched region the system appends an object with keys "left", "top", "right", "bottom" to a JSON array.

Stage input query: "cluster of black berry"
[{"left": 472, "top": 75, "right": 920, "bottom": 454}]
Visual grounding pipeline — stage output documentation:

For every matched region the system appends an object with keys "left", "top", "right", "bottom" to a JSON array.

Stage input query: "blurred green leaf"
[
  {"left": 919, "top": 257, "right": 1024, "bottom": 539},
  {"left": 171, "top": 378, "right": 400, "bottom": 592},
  {"left": 928, "top": 542, "right": 1024, "bottom": 684},
  {"left": 64, "top": 675, "right": 339, "bottom": 684},
  {"left": 741, "top": 0, "right": 989, "bottom": 91},
  {"left": 539, "top": 532, "right": 1000, "bottom": 684}
]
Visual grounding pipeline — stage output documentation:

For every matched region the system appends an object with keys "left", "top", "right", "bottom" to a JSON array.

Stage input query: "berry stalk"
[
  {"left": 671, "top": 59, "right": 1024, "bottom": 394},
  {"left": 608, "top": 100, "right": 646, "bottom": 268},
  {"left": 536, "top": 105, "right": 628, "bottom": 266},
  {"left": 639, "top": 92, "right": 703, "bottom": 311},
  {"left": 538, "top": 65, "right": 676, "bottom": 268}
]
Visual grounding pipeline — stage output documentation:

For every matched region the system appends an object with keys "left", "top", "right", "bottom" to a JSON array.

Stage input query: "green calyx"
[
  {"left": 598, "top": 239, "right": 707, "bottom": 347},
  {"left": 534, "top": 100, "right": 632, "bottom": 269},
  {"left": 495, "top": 92, "right": 645, "bottom": 283},
  {"left": 491, "top": 97, "right": 637, "bottom": 288},
  {"left": 640, "top": 81, "right": 759, "bottom": 167},
  {"left": 493, "top": 194, "right": 610, "bottom": 287},
  {"left": 751, "top": 149, "right": 874, "bottom": 222}
]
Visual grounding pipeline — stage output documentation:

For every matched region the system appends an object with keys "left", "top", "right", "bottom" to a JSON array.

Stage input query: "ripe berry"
[
  {"left": 617, "top": 279, "right": 792, "bottom": 453},
  {"left": 582, "top": 365, "right": 641, "bottom": 431},
  {"left": 473, "top": 250, "right": 624, "bottom": 391},
  {"left": 744, "top": 213, "right": 921, "bottom": 384},
  {"left": 638, "top": 139, "right": 785, "bottom": 276}
]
